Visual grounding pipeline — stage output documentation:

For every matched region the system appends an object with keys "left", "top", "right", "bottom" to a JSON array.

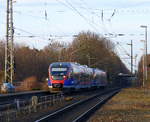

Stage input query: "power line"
[
  {"left": 77, "top": 7, "right": 150, "bottom": 14},
  {"left": 75, "top": 1, "right": 117, "bottom": 38},
  {"left": 57, "top": 0, "right": 100, "bottom": 32},
  {"left": 78, "top": 0, "right": 110, "bottom": 34},
  {"left": 64, "top": 0, "right": 98, "bottom": 32},
  {"left": 114, "top": 42, "right": 133, "bottom": 70}
]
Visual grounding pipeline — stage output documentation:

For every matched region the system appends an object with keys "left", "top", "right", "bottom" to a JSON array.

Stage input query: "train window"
[
  {"left": 51, "top": 67, "right": 68, "bottom": 76},
  {"left": 52, "top": 75, "right": 64, "bottom": 80},
  {"left": 52, "top": 68, "right": 67, "bottom": 71}
]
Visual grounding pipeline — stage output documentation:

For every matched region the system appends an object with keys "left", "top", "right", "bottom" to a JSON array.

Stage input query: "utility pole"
[
  {"left": 140, "top": 25, "right": 148, "bottom": 81},
  {"left": 131, "top": 40, "right": 133, "bottom": 75},
  {"left": 4, "top": 0, "right": 14, "bottom": 84},
  {"left": 134, "top": 54, "right": 138, "bottom": 74},
  {"left": 140, "top": 47, "right": 145, "bottom": 87},
  {"left": 142, "top": 54, "right": 145, "bottom": 87},
  {"left": 127, "top": 40, "right": 133, "bottom": 75}
]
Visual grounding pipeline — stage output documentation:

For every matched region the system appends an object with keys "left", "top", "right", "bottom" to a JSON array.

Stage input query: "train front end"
[{"left": 48, "top": 62, "right": 69, "bottom": 92}]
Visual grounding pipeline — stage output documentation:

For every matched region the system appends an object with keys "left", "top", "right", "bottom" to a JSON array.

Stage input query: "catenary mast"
[{"left": 4, "top": 0, "right": 14, "bottom": 84}]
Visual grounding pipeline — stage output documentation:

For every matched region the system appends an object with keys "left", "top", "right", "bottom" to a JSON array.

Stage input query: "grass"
[{"left": 88, "top": 87, "right": 150, "bottom": 122}]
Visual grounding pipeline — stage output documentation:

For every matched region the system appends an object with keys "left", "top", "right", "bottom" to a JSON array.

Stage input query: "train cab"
[{"left": 48, "top": 62, "right": 69, "bottom": 92}]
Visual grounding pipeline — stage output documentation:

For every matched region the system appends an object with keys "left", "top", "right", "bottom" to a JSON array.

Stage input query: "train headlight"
[{"left": 63, "top": 75, "right": 66, "bottom": 79}]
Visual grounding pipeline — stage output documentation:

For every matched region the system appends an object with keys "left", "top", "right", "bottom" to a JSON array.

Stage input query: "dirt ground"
[{"left": 88, "top": 87, "right": 150, "bottom": 122}]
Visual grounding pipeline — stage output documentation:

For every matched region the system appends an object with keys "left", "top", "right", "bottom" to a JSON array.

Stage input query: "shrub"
[{"left": 16, "top": 76, "right": 41, "bottom": 91}]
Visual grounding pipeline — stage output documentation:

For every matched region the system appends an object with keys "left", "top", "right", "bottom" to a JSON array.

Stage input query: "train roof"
[
  {"left": 50, "top": 62, "right": 72, "bottom": 67},
  {"left": 50, "top": 62, "right": 106, "bottom": 73},
  {"left": 50, "top": 62, "right": 85, "bottom": 67}
]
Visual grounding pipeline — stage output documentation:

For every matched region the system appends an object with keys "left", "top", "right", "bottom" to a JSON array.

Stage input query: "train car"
[
  {"left": 115, "top": 73, "right": 133, "bottom": 87},
  {"left": 48, "top": 62, "right": 107, "bottom": 92},
  {"left": 92, "top": 69, "right": 107, "bottom": 88}
]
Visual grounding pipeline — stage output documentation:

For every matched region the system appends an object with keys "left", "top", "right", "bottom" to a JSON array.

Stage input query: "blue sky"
[{"left": 0, "top": 0, "right": 150, "bottom": 71}]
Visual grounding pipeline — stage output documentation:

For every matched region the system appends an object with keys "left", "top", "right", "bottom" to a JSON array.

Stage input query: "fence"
[{"left": 0, "top": 93, "right": 64, "bottom": 122}]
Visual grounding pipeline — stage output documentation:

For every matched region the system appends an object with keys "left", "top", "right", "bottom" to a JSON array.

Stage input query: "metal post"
[
  {"left": 131, "top": 40, "right": 133, "bottom": 75},
  {"left": 4, "top": 0, "right": 14, "bottom": 84},
  {"left": 145, "top": 27, "right": 148, "bottom": 80},
  {"left": 143, "top": 54, "right": 145, "bottom": 87},
  {"left": 134, "top": 54, "right": 138, "bottom": 74},
  {"left": 140, "top": 25, "right": 148, "bottom": 81},
  {"left": 145, "top": 26, "right": 148, "bottom": 80},
  {"left": 127, "top": 40, "right": 133, "bottom": 75}
]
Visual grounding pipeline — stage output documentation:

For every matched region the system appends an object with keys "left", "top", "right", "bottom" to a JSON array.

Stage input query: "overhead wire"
[
  {"left": 0, "top": 1, "right": 75, "bottom": 41},
  {"left": 80, "top": 0, "right": 119, "bottom": 39},
  {"left": 114, "top": 42, "right": 133, "bottom": 69},
  {"left": 57, "top": 0, "right": 100, "bottom": 32},
  {"left": 13, "top": 11, "right": 67, "bottom": 37},
  {"left": 77, "top": 1, "right": 117, "bottom": 35},
  {"left": 78, "top": 0, "right": 110, "bottom": 34},
  {"left": 77, "top": 7, "right": 150, "bottom": 14},
  {"left": 68, "top": 1, "right": 134, "bottom": 70},
  {"left": 12, "top": 23, "right": 75, "bottom": 39},
  {"left": 0, "top": 0, "right": 146, "bottom": 61},
  {"left": 116, "top": 41, "right": 130, "bottom": 57},
  {"left": 0, "top": 20, "right": 50, "bottom": 40}
]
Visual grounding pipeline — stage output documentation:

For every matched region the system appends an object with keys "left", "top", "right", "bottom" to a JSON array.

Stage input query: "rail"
[
  {"left": 72, "top": 91, "right": 119, "bottom": 122},
  {"left": 35, "top": 88, "right": 120, "bottom": 122}
]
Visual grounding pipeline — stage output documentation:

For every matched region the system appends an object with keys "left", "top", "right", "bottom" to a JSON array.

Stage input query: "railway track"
[
  {"left": 35, "top": 88, "right": 120, "bottom": 122},
  {"left": 0, "top": 89, "right": 98, "bottom": 112},
  {"left": 0, "top": 89, "right": 100, "bottom": 111}
]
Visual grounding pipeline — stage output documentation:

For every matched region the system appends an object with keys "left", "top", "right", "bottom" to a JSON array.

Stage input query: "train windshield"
[{"left": 51, "top": 67, "right": 68, "bottom": 76}]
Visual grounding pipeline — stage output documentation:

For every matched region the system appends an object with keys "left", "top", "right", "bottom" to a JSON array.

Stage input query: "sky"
[{"left": 0, "top": 0, "right": 150, "bottom": 71}]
